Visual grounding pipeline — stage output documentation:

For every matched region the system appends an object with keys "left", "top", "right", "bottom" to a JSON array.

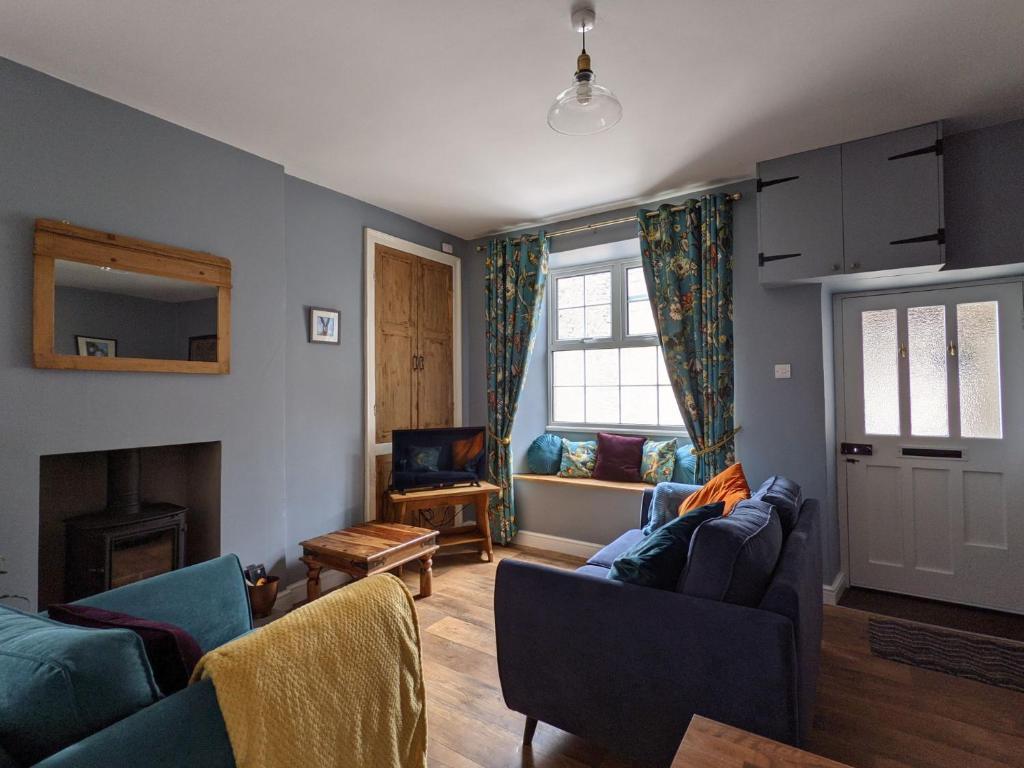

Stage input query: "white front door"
[{"left": 840, "top": 281, "right": 1024, "bottom": 613}]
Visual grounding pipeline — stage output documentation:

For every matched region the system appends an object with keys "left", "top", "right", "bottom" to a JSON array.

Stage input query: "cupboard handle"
[
  {"left": 418, "top": 355, "right": 425, "bottom": 369},
  {"left": 412, "top": 354, "right": 419, "bottom": 371},
  {"left": 850, "top": 262, "right": 861, "bottom": 270}
]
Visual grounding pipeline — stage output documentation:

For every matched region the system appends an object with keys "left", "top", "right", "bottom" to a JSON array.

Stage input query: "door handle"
[
  {"left": 845, "top": 458, "right": 860, "bottom": 464},
  {"left": 412, "top": 354, "right": 419, "bottom": 371},
  {"left": 418, "top": 355, "right": 425, "bottom": 369}
]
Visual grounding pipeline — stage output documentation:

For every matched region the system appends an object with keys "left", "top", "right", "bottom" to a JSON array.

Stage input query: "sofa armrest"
[
  {"left": 35, "top": 679, "right": 234, "bottom": 768},
  {"left": 494, "top": 560, "right": 799, "bottom": 765}
]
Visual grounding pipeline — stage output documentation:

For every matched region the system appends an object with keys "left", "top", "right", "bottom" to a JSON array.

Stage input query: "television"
[{"left": 390, "top": 426, "right": 487, "bottom": 493}]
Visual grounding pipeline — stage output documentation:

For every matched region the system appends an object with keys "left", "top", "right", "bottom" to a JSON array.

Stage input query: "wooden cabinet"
[
  {"left": 757, "top": 146, "right": 844, "bottom": 283},
  {"left": 757, "top": 122, "right": 944, "bottom": 284}
]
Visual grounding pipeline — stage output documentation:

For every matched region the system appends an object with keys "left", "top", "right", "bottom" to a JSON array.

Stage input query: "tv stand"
[{"left": 385, "top": 481, "right": 499, "bottom": 563}]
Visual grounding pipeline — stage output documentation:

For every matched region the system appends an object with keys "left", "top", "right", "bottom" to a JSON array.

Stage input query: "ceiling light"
[{"left": 547, "top": 6, "right": 622, "bottom": 136}]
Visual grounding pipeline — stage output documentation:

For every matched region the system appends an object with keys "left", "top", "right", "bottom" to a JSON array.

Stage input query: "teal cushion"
[
  {"left": 526, "top": 434, "right": 563, "bottom": 474},
  {"left": 557, "top": 439, "right": 597, "bottom": 478},
  {"left": 671, "top": 443, "right": 697, "bottom": 484},
  {"left": 0, "top": 606, "right": 161, "bottom": 765},
  {"left": 640, "top": 439, "right": 677, "bottom": 484},
  {"left": 608, "top": 502, "right": 724, "bottom": 590}
]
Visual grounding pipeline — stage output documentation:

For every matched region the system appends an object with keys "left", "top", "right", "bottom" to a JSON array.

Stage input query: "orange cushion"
[{"left": 678, "top": 462, "right": 751, "bottom": 517}]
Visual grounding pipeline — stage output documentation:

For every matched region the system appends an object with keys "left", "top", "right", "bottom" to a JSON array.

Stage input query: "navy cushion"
[
  {"left": 586, "top": 529, "right": 645, "bottom": 569},
  {"left": 753, "top": 475, "right": 802, "bottom": 534},
  {"left": 526, "top": 434, "right": 563, "bottom": 475},
  {"left": 680, "top": 499, "right": 783, "bottom": 606},
  {"left": 608, "top": 503, "right": 725, "bottom": 590},
  {"left": 642, "top": 482, "right": 703, "bottom": 534},
  {"left": 574, "top": 564, "right": 612, "bottom": 578},
  {"left": 670, "top": 444, "right": 698, "bottom": 484}
]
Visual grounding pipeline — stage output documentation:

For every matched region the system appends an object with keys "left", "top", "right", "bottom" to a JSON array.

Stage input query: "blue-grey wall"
[{"left": 0, "top": 57, "right": 465, "bottom": 605}]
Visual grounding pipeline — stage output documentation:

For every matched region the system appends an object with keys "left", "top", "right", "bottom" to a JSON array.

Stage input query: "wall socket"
[{"left": 774, "top": 363, "right": 792, "bottom": 379}]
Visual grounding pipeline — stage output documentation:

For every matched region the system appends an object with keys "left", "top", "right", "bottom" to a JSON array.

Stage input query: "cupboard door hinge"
[
  {"left": 887, "top": 138, "right": 943, "bottom": 161},
  {"left": 756, "top": 175, "right": 799, "bottom": 193}
]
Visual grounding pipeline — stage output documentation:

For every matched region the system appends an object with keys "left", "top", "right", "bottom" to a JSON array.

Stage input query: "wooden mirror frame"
[{"left": 33, "top": 219, "right": 231, "bottom": 374}]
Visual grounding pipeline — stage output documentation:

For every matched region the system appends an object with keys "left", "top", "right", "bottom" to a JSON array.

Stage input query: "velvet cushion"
[
  {"left": 679, "top": 462, "right": 751, "bottom": 516},
  {"left": 642, "top": 482, "right": 702, "bottom": 535},
  {"left": 526, "top": 434, "right": 563, "bottom": 474},
  {"left": 0, "top": 606, "right": 161, "bottom": 765},
  {"left": 48, "top": 604, "right": 202, "bottom": 695},
  {"left": 592, "top": 432, "right": 645, "bottom": 482},
  {"left": 753, "top": 475, "right": 803, "bottom": 534},
  {"left": 408, "top": 446, "right": 440, "bottom": 472},
  {"left": 608, "top": 503, "right": 725, "bottom": 590},
  {"left": 558, "top": 439, "right": 597, "bottom": 478},
  {"left": 680, "top": 498, "right": 783, "bottom": 606},
  {"left": 671, "top": 444, "right": 697, "bottom": 484},
  {"left": 451, "top": 432, "right": 485, "bottom": 471},
  {"left": 640, "top": 439, "right": 677, "bottom": 484}
]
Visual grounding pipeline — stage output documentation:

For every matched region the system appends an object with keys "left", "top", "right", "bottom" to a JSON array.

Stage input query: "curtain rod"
[{"left": 474, "top": 192, "right": 742, "bottom": 252}]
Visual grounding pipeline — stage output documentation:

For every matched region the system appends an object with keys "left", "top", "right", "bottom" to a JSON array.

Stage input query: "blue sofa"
[
  {"left": 1, "top": 555, "right": 248, "bottom": 767},
  {"left": 494, "top": 484, "right": 823, "bottom": 766}
]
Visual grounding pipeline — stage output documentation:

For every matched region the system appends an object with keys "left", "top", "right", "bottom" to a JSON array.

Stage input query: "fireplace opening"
[{"left": 38, "top": 442, "right": 220, "bottom": 607}]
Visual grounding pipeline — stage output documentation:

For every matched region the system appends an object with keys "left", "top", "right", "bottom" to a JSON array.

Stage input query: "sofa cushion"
[
  {"left": 670, "top": 444, "right": 697, "bottom": 484},
  {"left": 586, "top": 529, "right": 646, "bottom": 569},
  {"left": 753, "top": 475, "right": 803, "bottom": 534},
  {"left": 640, "top": 439, "right": 677, "bottom": 485},
  {"left": 558, "top": 438, "right": 597, "bottom": 478},
  {"left": 642, "top": 481, "right": 702, "bottom": 534},
  {"left": 679, "top": 462, "right": 750, "bottom": 516},
  {"left": 48, "top": 604, "right": 202, "bottom": 696},
  {"left": 0, "top": 606, "right": 161, "bottom": 766},
  {"left": 575, "top": 564, "right": 612, "bottom": 578},
  {"left": 526, "top": 433, "right": 563, "bottom": 475},
  {"left": 680, "top": 498, "right": 783, "bottom": 606},
  {"left": 608, "top": 503, "right": 725, "bottom": 590},
  {"left": 593, "top": 432, "right": 645, "bottom": 482}
]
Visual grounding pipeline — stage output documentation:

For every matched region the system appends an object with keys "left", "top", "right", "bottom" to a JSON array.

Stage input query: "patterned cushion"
[
  {"left": 671, "top": 443, "right": 697, "bottom": 484},
  {"left": 640, "top": 439, "right": 677, "bottom": 484},
  {"left": 558, "top": 439, "right": 597, "bottom": 478},
  {"left": 526, "top": 434, "right": 564, "bottom": 475}
]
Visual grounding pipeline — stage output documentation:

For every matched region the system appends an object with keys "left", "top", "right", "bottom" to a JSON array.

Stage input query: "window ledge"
[
  {"left": 512, "top": 474, "right": 651, "bottom": 493},
  {"left": 545, "top": 425, "right": 689, "bottom": 440}
]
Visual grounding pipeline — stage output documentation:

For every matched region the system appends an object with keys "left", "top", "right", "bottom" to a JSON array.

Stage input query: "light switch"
[{"left": 774, "top": 363, "right": 792, "bottom": 379}]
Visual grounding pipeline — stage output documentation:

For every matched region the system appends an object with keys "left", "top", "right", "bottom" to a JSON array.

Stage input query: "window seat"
[{"left": 512, "top": 474, "right": 651, "bottom": 493}]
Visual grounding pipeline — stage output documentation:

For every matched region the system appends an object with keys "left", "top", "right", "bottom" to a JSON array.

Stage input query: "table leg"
[
  {"left": 302, "top": 557, "right": 323, "bottom": 603},
  {"left": 477, "top": 492, "right": 494, "bottom": 562},
  {"left": 419, "top": 555, "right": 433, "bottom": 598}
]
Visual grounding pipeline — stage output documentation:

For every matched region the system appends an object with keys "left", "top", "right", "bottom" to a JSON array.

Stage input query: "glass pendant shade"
[{"left": 547, "top": 71, "right": 622, "bottom": 135}]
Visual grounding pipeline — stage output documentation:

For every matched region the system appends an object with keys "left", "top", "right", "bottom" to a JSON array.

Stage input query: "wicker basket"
[{"left": 247, "top": 575, "right": 280, "bottom": 619}]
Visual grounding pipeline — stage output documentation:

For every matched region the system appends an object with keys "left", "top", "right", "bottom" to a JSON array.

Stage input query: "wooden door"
[
  {"left": 375, "top": 245, "right": 418, "bottom": 443},
  {"left": 417, "top": 258, "right": 454, "bottom": 429}
]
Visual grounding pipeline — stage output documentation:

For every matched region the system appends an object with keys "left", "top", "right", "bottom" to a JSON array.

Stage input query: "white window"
[{"left": 548, "top": 257, "right": 687, "bottom": 434}]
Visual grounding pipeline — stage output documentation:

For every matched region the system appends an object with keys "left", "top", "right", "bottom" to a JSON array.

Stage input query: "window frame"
[{"left": 546, "top": 256, "right": 688, "bottom": 437}]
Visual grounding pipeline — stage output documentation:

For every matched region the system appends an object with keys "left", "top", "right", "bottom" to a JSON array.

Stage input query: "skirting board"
[
  {"left": 274, "top": 570, "right": 351, "bottom": 613},
  {"left": 823, "top": 571, "right": 848, "bottom": 606},
  {"left": 514, "top": 529, "right": 602, "bottom": 560}
]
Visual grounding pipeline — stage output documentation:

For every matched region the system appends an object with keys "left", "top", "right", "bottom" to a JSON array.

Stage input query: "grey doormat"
[{"left": 869, "top": 616, "right": 1024, "bottom": 693}]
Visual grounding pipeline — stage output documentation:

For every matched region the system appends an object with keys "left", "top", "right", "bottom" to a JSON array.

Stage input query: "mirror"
[{"left": 33, "top": 220, "right": 231, "bottom": 373}]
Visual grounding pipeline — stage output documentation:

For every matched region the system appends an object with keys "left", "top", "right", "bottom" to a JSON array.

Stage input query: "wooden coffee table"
[
  {"left": 299, "top": 522, "right": 439, "bottom": 602},
  {"left": 672, "top": 716, "right": 852, "bottom": 767}
]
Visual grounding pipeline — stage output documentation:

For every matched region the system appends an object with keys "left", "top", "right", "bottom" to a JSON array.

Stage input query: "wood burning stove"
[{"left": 64, "top": 449, "right": 187, "bottom": 601}]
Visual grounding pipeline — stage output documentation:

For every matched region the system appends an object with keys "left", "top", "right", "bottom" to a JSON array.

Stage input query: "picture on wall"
[
  {"left": 308, "top": 307, "right": 340, "bottom": 344},
  {"left": 189, "top": 334, "right": 218, "bottom": 362},
  {"left": 75, "top": 335, "right": 117, "bottom": 357}
]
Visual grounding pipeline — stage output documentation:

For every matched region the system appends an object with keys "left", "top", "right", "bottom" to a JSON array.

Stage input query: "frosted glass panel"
[
  {"left": 553, "top": 387, "right": 584, "bottom": 422},
  {"left": 586, "top": 386, "right": 619, "bottom": 423},
  {"left": 862, "top": 309, "right": 900, "bottom": 435},
  {"left": 557, "top": 276, "right": 584, "bottom": 308},
  {"left": 958, "top": 301, "right": 1002, "bottom": 438},
  {"left": 907, "top": 305, "right": 949, "bottom": 437},
  {"left": 552, "top": 350, "right": 584, "bottom": 386},
  {"left": 628, "top": 300, "right": 656, "bottom": 336},
  {"left": 621, "top": 386, "right": 658, "bottom": 424},
  {"left": 558, "top": 308, "right": 584, "bottom": 340},
  {"left": 658, "top": 386, "right": 685, "bottom": 426},
  {"left": 584, "top": 304, "right": 611, "bottom": 338},
  {"left": 584, "top": 272, "right": 611, "bottom": 304},
  {"left": 584, "top": 348, "right": 619, "bottom": 385},
  {"left": 626, "top": 267, "right": 648, "bottom": 300},
  {"left": 620, "top": 346, "right": 657, "bottom": 385}
]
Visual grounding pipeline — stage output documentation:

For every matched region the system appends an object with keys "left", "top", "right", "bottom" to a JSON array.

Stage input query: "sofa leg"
[{"left": 523, "top": 716, "right": 538, "bottom": 745}]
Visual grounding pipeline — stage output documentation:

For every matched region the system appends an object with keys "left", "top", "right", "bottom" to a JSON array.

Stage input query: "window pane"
[
  {"left": 907, "top": 305, "right": 949, "bottom": 437},
  {"left": 553, "top": 387, "right": 584, "bottom": 422},
  {"left": 586, "top": 386, "right": 619, "bottom": 423},
  {"left": 958, "top": 301, "right": 1002, "bottom": 438},
  {"left": 862, "top": 309, "right": 900, "bottom": 435},
  {"left": 657, "top": 350, "right": 672, "bottom": 385},
  {"left": 585, "top": 348, "right": 619, "bottom": 385},
  {"left": 658, "top": 386, "right": 685, "bottom": 426},
  {"left": 584, "top": 304, "right": 611, "bottom": 338},
  {"left": 627, "top": 267, "right": 648, "bottom": 300},
  {"left": 628, "top": 300, "right": 657, "bottom": 336},
  {"left": 621, "top": 386, "right": 658, "bottom": 424},
  {"left": 557, "top": 275, "right": 584, "bottom": 308},
  {"left": 557, "top": 307, "right": 584, "bottom": 340},
  {"left": 620, "top": 346, "right": 657, "bottom": 385},
  {"left": 584, "top": 272, "right": 611, "bottom": 305},
  {"left": 552, "top": 350, "right": 584, "bottom": 386}
]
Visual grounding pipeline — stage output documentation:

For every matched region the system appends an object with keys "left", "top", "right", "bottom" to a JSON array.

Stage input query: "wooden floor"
[{"left": 397, "top": 546, "right": 1024, "bottom": 768}]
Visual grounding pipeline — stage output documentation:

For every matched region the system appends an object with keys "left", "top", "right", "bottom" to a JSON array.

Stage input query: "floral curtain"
[
  {"left": 637, "top": 196, "right": 737, "bottom": 481},
  {"left": 485, "top": 233, "right": 548, "bottom": 544}
]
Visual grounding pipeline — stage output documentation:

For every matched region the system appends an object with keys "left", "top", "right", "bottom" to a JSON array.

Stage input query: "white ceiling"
[{"left": 2, "top": 1, "right": 1024, "bottom": 240}]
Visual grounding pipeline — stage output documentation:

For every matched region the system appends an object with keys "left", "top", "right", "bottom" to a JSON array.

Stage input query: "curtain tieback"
[
  {"left": 489, "top": 430, "right": 512, "bottom": 446},
  {"left": 691, "top": 426, "right": 742, "bottom": 457}
]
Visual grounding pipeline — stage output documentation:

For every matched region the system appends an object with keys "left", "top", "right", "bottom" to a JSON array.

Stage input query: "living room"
[{"left": 1, "top": 2, "right": 1023, "bottom": 767}]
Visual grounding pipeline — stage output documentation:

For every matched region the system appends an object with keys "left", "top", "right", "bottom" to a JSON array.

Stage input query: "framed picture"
[
  {"left": 189, "top": 334, "right": 218, "bottom": 362},
  {"left": 309, "top": 307, "right": 340, "bottom": 344},
  {"left": 75, "top": 335, "right": 117, "bottom": 358}
]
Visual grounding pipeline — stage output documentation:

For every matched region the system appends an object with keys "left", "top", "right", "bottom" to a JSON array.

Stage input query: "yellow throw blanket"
[{"left": 191, "top": 574, "right": 427, "bottom": 768}]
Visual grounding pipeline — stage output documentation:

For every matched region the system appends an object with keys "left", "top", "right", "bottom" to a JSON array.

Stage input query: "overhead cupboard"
[{"left": 757, "top": 122, "right": 944, "bottom": 285}]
